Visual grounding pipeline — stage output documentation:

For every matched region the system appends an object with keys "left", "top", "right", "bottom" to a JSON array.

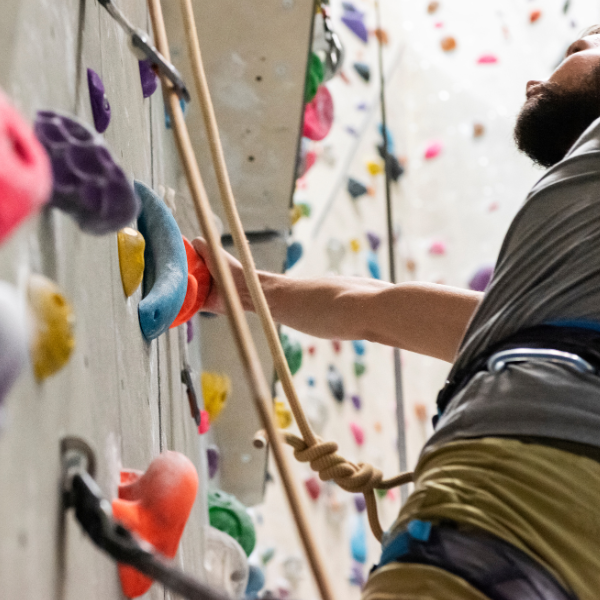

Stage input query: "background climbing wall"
[{"left": 251, "top": 1, "right": 600, "bottom": 600}]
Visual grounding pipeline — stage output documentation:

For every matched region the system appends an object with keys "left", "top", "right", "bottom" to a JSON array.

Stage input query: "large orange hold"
[
  {"left": 112, "top": 451, "right": 199, "bottom": 598},
  {"left": 170, "top": 236, "right": 212, "bottom": 328}
]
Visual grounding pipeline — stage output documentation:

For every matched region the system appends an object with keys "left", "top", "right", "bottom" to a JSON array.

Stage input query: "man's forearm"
[{"left": 241, "top": 271, "right": 482, "bottom": 362}]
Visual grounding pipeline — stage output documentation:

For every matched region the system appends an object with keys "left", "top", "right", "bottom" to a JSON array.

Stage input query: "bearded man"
[{"left": 194, "top": 26, "right": 600, "bottom": 600}]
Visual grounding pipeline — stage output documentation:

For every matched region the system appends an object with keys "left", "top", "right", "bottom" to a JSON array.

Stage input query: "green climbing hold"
[
  {"left": 305, "top": 52, "right": 325, "bottom": 103},
  {"left": 375, "top": 488, "right": 387, "bottom": 499},
  {"left": 281, "top": 332, "right": 303, "bottom": 375},
  {"left": 354, "top": 359, "right": 366, "bottom": 377},
  {"left": 208, "top": 489, "right": 256, "bottom": 556}
]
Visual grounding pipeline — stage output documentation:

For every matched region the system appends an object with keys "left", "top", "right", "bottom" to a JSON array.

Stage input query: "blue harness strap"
[{"left": 376, "top": 522, "right": 578, "bottom": 600}]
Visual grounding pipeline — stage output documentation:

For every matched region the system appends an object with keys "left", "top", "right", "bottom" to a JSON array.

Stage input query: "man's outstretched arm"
[{"left": 193, "top": 238, "right": 483, "bottom": 363}]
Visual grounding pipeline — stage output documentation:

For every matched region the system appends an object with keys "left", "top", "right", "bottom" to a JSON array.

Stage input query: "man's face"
[{"left": 514, "top": 32, "right": 600, "bottom": 168}]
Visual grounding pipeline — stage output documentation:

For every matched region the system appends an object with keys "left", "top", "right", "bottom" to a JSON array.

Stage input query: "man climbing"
[{"left": 194, "top": 25, "right": 600, "bottom": 600}]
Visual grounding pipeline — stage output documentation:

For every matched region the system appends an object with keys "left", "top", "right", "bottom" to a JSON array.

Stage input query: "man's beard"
[{"left": 513, "top": 83, "right": 600, "bottom": 168}]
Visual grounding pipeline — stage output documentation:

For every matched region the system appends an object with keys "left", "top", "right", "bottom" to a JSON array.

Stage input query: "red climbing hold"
[
  {"left": 170, "top": 236, "right": 212, "bottom": 328},
  {"left": 0, "top": 90, "right": 52, "bottom": 243},
  {"left": 303, "top": 86, "right": 334, "bottom": 141},
  {"left": 112, "top": 451, "right": 199, "bottom": 598}
]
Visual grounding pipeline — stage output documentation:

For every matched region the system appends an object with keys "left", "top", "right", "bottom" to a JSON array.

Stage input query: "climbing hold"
[
  {"left": 138, "top": 59, "right": 158, "bottom": 98},
  {"left": 208, "top": 489, "right": 256, "bottom": 556},
  {"left": 366, "top": 161, "right": 384, "bottom": 176},
  {"left": 473, "top": 122, "right": 485, "bottom": 138},
  {"left": 286, "top": 241, "right": 303, "bottom": 270},
  {"left": 354, "top": 494, "right": 366, "bottom": 513},
  {"left": 303, "top": 86, "right": 334, "bottom": 141},
  {"left": 477, "top": 53, "right": 498, "bottom": 64},
  {"left": 295, "top": 139, "right": 317, "bottom": 180},
  {"left": 353, "top": 359, "right": 366, "bottom": 377},
  {"left": 428, "top": 240, "right": 447, "bottom": 255},
  {"left": 351, "top": 515, "right": 367, "bottom": 563},
  {"left": 201, "top": 372, "right": 231, "bottom": 423},
  {"left": 406, "top": 257, "right": 417, "bottom": 273},
  {"left": 351, "top": 394, "right": 361, "bottom": 410},
  {"left": 282, "top": 556, "right": 304, "bottom": 586},
  {"left": 170, "top": 237, "right": 212, "bottom": 328},
  {"left": 350, "top": 421, "right": 365, "bottom": 445},
  {"left": 440, "top": 36, "right": 457, "bottom": 52},
  {"left": 332, "top": 339, "right": 342, "bottom": 353},
  {"left": 301, "top": 391, "right": 329, "bottom": 434},
  {"left": 379, "top": 151, "right": 405, "bottom": 181},
  {"left": 341, "top": 8, "right": 368, "bottom": 43},
  {"left": 366, "top": 232, "right": 381, "bottom": 251},
  {"left": 28, "top": 274, "right": 75, "bottom": 381},
  {"left": 199, "top": 410, "right": 210, "bottom": 434},
  {"left": 304, "top": 475, "right": 321, "bottom": 500},
  {"left": 378, "top": 124, "right": 396, "bottom": 154},
  {"left": 207, "top": 445, "right": 220, "bottom": 479},
  {"left": 427, "top": 1, "right": 440, "bottom": 14},
  {"left": 347, "top": 177, "right": 368, "bottom": 199},
  {"left": 291, "top": 202, "right": 311, "bottom": 225},
  {"left": 112, "top": 451, "right": 198, "bottom": 598},
  {"left": 327, "top": 364, "right": 344, "bottom": 402},
  {"left": 205, "top": 526, "right": 249, "bottom": 598},
  {"left": 281, "top": 331, "right": 303, "bottom": 375},
  {"left": 350, "top": 238, "right": 361, "bottom": 253},
  {"left": 165, "top": 98, "right": 187, "bottom": 129},
  {"left": 352, "top": 340, "right": 366, "bottom": 356},
  {"left": 86, "top": 68, "right": 111, "bottom": 133},
  {"left": 117, "top": 227, "right": 145, "bottom": 297},
  {"left": 34, "top": 111, "right": 140, "bottom": 234},
  {"left": 260, "top": 546, "right": 276, "bottom": 565},
  {"left": 186, "top": 319, "right": 194, "bottom": 343},
  {"left": 246, "top": 564, "right": 265, "bottom": 598},
  {"left": 349, "top": 562, "right": 366, "bottom": 588},
  {"left": 0, "top": 91, "right": 52, "bottom": 243},
  {"left": 135, "top": 181, "right": 187, "bottom": 339},
  {"left": 530, "top": 9, "right": 542, "bottom": 23},
  {"left": 274, "top": 400, "right": 293, "bottom": 429},
  {"left": 415, "top": 403, "right": 428, "bottom": 423},
  {"left": 307, "top": 346, "right": 316, "bottom": 357},
  {"left": 0, "top": 282, "right": 29, "bottom": 429},
  {"left": 373, "top": 28, "right": 389, "bottom": 45},
  {"left": 424, "top": 141, "right": 443, "bottom": 159},
  {"left": 305, "top": 52, "right": 325, "bottom": 103},
  {"left": 353, "top": 62, "right": 370, "bottom": 82},
  {"left": 326, "top": 238, "right": 346, "bottom": 272},
  {"left": 367, "top": 251, "right": 381, "bottom": 279},
  {"left": 468, "top": 264, "right": 494, "bottom": 292},
  {"left": 376, "top": 488, "right": 387, "bottom": 498}
]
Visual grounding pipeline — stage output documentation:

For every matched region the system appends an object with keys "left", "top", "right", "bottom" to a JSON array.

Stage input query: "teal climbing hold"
[
  {"left": 281, "top": 332, "right": 303, "bottom": 375},
  {"left": 347, "top": 178, "right": 368, "bottom": 199},
  {"left": 135, "top": 181, "right": 188, "bottom": 341},
  {"left": 286, "top": 241, "right": 303, "bottom": 270},
  {"left": 208, "top": 489, "right": 256, "bottom": 557},
  {"left": 367, "top": 251, "right": 381, "bottom": 279},
  {"left": 352, "top": 340, "right": 366, "bottom": 356},
  {"left": 350, "top": 514, "right": 367, "bottom": 563},
  {"left": 353, "top": 62, "right": 370, "bottom": 82}
]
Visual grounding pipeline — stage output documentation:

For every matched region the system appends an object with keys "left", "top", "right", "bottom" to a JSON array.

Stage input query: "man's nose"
[{"left": 566, "top": 38, "right": 596, "bottom": 56}]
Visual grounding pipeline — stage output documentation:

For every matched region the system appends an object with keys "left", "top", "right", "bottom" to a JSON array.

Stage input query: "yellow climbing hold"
[
  {"left": 290, "top": 205, "right": 303, "bottom": 226},
  {"left": 366, "top": 161, "right": 384, "bottom": 176},
  {"left": 117, "top": 227, "right": 145, "bottom": 297},
  {"left": 28, "top": 274, "right": 75, "bottom": 381},
  {"left": 274, "top": 400, "right": 293, "bottom": 429},
  {"left": 201, "top": 371, "right": 231, "bottom": 423},
  {"left": 350, "top": 238, "right": 361, "bottom": 253}
]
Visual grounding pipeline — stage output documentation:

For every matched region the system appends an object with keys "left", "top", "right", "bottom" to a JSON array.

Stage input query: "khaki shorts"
[{"left": 364, "top": 438, "right": 600, "bottom": 600}]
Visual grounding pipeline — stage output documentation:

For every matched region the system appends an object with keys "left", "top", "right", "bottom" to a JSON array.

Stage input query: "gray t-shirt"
[{"left": 426, "top": 116, "right": 600, "bottom": 452}]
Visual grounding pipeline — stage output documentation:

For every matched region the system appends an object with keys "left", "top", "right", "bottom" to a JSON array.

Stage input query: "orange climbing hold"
[
  {"left": 170, "top": 236, "right": 212, "bottom": 328},
  {"left": 440, "top": 36, "right": 457, "bottom": 52},
  {"left": 530, "top": 9, "right": 542, "bottom": 23},
  {"left": 112, "top": 451, "right": 199, "bottom": 598}
]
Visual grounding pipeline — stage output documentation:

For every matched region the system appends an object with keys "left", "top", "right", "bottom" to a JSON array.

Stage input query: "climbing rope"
[{"left": 147, "top": 4, "right": 414, "bottom": 598}]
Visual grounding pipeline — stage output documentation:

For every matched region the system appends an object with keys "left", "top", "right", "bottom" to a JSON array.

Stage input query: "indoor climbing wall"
[
  {"left": 250, "top": 1, "right": 600, "bottom": 600},
  {"left": 0, "top": 1, "right": 312, "bottom": 599}
]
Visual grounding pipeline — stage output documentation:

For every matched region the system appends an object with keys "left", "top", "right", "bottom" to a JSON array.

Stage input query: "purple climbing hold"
[
  {"left": 468, "top": 265, "right": 494, "bottom": 292},
  {"left": 34, "top": 110, "right": 140, "bottom": 235},
  {"left": 351, "top": 394, "right": 361, "bottom": 410},
  {"left": 366, "top": 232, "right": 381, "bottom": 251},
  {"left": 138, "top": 59, "right": 158, "bottom": 98},
  {"left": 349, "top": 562, "right": 366, "bottom": 588},
  {"left": 354, "top": 493, "right": 366, "bottom": 513},
  {"left": 207, "top": 445, "right": 220, "bottom": 479},
  {"left": 186, "top": 319, "right": 194, "bottom": 343},
  {"left": 341, "top": 11, "right": 368, "bottom": 43},
  {"left": 86, "top": 69, "right": 111, "bottom": 133}
]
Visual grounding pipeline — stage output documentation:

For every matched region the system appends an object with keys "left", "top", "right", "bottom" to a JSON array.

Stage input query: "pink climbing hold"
[
  {"left": 424, "top": 141, "right": 443, "bottom": 159},
  {"left": 304, "top": 475, "right": 321, "bottom": 500},
  {"left": 477, "top": 53, "right": 499, "bottom": 64},
  {"left": 303, "top": 86, "right": 334, "bottom": 141},
  {"left": 429, "top": 240, "right": 447, "bottom": 255},
  {"left": 198, "top": 410, "right": 210, "bottom": 434},
  {"left": 350, "top": 422, "right": 365, "bottom": 446},
  {"left": 0, "top": 90, "right": 52, "bottom": 243}
]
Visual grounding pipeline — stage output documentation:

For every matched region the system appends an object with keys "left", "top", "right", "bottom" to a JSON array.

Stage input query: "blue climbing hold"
[
  {"left": 350, "top": 515, "right": 367, "bottom": 563},
  {"left": 377, "top": 124, "right": 395, "bottom": 154},
  {"left": 246, "top": 564, "right": 265, "bottom": 596},
  {"left": 367, "top": 251, "right": 381, "bottom": 279},
  {"left": 347, "top": 178, "right": 368, "bottom": 199},
  {"left": 286, "top": 241, "right": 303, "bottom": 270},
  {"left": 135, "top": 181, "right": 188, "bottom": 341},
  {"left": 352, "top": 340, "right": 366, "bottom": 356}
]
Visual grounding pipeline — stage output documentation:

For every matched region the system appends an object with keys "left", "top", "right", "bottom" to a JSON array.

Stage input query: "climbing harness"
[
  {"left": 61, "top": 437, "right": 227, "bottom": 600},
  {"left": 98, "top": 0, "right": 190, "bottom": 103},
  {"left": 146, "top": 2, "right": 414, "bottom": 599}
]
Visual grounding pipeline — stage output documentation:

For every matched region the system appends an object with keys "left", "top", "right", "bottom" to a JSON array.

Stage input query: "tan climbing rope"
[{"left": 148, "top": 1, "right": 414, "bottom": 597}]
